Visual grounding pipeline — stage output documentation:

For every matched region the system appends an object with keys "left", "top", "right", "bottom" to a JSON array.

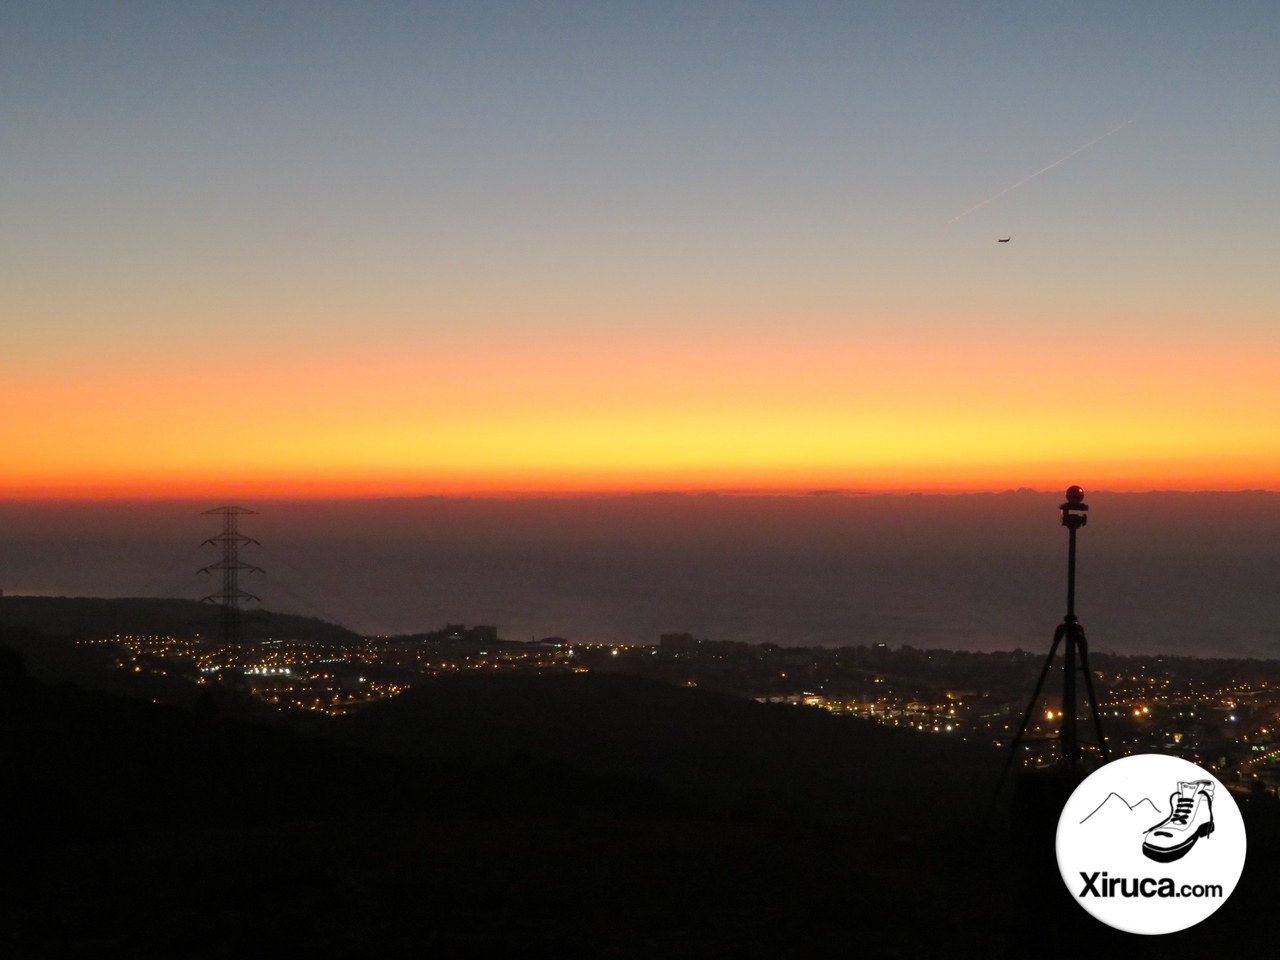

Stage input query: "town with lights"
[{"left": 78, "top": 625, "right": 1280, "bottom": 793}]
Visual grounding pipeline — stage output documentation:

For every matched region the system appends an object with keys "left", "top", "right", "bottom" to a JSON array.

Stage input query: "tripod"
[
  {"left": 997, "top": 487, "right": 1110, "bottom": 791},
  {"left": 968, "top": 488, "right": 1112, "bottom": 957}
]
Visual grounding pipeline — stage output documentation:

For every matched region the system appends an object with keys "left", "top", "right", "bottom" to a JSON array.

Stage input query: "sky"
[{"left": 4, "top": 1, "right": 1279, "bottom": 496}]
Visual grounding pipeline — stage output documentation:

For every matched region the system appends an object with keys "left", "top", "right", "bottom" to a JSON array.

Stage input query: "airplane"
[{"left": 997, "top": 237, "right": 1011, "bottom": 243}]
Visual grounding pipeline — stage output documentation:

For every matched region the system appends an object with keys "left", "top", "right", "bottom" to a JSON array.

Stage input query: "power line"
[{"left": 254, "top": 541, "right": 398, "bottom": 636}]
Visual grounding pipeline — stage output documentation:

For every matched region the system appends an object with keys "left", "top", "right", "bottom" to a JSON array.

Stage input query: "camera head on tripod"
[{"left": 1061, "top": 485, "right": 1088, "bottom": 529}]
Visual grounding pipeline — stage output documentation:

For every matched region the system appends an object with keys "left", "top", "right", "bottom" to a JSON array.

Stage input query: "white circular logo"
[{"left": 1056, "top": 754, "right": 1246, "bottom": 934}]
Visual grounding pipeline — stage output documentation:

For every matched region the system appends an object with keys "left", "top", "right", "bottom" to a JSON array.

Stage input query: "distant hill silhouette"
[
  {"left": 0, "top": 596, "right": 360, "bottom": 701},
  {"left": 0, "top": 594, "right": 360, "bottom": 644}
]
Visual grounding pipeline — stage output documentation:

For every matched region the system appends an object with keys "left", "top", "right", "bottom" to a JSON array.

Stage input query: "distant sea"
[{"left": 1, "top": 491, "right": 1278, "bottom": 659}]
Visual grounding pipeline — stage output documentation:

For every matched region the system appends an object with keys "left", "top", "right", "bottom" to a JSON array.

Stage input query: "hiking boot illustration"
[{"left": 1143, "top": 780, "right": 1215, "bottom": 863}]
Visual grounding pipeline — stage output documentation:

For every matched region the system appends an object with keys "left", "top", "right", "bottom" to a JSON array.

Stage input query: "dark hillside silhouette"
[
  {"left": 3, "top": 636, "right": 1280, "bottom": 955},
  {"left": 4, "top": 604, "right": 1280, "bottom": 955},
  {"left": 323, "top": 672, "right": 1003, "bottom": 824},
  {"left": 0, "top": 641, "right": 684, "bottom": 848}
]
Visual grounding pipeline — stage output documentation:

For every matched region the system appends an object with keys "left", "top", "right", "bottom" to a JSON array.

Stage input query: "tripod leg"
[
  {"left": 1074, "top": 624, "right": 1109, "bottom": 763},
  {"left": 1008, "top": 623, "right": 1067, "bottom": 759},
  {"left": 980, "top": 623, "right": 1067, "bottom": 829}
]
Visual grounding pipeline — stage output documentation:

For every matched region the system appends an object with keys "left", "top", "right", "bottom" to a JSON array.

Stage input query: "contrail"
[{"left": 944, "top": 118, "right": 1134, "bottom": 225}]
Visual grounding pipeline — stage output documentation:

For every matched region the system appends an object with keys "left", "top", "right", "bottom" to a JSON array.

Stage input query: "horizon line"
[
  {"left": 3, "top": 485, "right": 1279, "bottom": 503},
  {"left": 7, "top": 594, "right": 1280, "bottom": 664}
]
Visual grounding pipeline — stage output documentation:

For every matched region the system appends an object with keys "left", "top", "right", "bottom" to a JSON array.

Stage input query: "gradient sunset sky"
[{"left": 4, "top": 1, "right": 1278, "bottom": 496}]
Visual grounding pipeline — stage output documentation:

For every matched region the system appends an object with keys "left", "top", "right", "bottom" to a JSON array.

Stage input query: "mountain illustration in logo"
[
  {"left": 1079, "top": 782, "right": 1217, "bottom": 863},
  {"left": 1080, "top": 792, "right": 1162, "bottom": 827}
]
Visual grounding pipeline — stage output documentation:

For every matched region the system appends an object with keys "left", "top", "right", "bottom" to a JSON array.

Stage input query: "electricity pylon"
[{"left": 199, "top": 506, "right": 262, "bottom": 657}]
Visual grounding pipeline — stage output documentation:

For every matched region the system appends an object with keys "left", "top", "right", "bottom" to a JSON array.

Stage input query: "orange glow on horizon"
[{"left": 5, "top": 335, "right": 1280, "bottom": 499}]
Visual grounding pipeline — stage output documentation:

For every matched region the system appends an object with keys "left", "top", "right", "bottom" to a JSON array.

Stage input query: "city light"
[{"left": 74, "top": 633, "right": 1280, "bottom": 785}]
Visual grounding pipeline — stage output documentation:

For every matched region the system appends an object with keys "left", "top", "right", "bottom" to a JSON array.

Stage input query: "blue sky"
[{"left": 3, "top": 2, "right": 1279, "bottom": 494}]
